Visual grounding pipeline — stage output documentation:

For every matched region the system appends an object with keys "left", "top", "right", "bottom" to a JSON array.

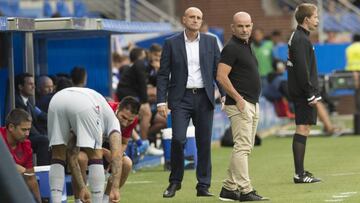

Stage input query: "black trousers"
[
  {"left": 29, "top": 134, "right": 50, "bottom": 166},
  {"left": 169, "top": 89, "right": 214, "bottom": 190}
]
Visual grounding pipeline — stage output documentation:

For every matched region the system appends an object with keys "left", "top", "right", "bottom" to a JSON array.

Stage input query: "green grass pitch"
[{"left": 87, "top": 135, "right": 360, "bottom": 203}]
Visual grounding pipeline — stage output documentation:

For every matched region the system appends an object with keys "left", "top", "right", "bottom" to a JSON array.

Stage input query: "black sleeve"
[
  {"left": 292, "top": 38, "right": 316, "bottom": 99},
  {"left": 157, "top": 39, "right": 171, "bottom": 104},
  {"left": 134, "top": 61, "right": 148, "bottom": 104},
  {"left": 219, "top": 43, "right": 237, "bottom": 67},
  {"left": 212, "top": 37, "right": 225, "bottom": 97}
]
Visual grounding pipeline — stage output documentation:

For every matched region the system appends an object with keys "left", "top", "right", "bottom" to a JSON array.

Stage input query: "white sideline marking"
[
  {"left": 329, "top": 172, "right": 360, "bottom": 176},
  {"left": 332, "top": 195, "right": 349, "bottom": 198},
  {"left": 126, "top": 180, "right": 153, "bottom": 184},
  {"left": 340, "top": 192, "right": 357, "bottom": 195},
  {"left": 324, "top": 191, "right": 358, "bottom": 202}
]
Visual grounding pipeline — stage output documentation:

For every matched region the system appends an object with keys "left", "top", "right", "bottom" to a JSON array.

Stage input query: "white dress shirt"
[
  {"left": 157, "top": 31, "right": 205, "bottom": 108},
  {"left": 21, "top": 95, "right": 29, "bottom": 105},
  {"left": 184, "top": 31, "right": 204, "bottom": 88}
]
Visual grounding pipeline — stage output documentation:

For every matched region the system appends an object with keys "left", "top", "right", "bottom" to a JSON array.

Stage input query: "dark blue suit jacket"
[{"left": 157, "top": 32, "right": 224, "bottom": 109}]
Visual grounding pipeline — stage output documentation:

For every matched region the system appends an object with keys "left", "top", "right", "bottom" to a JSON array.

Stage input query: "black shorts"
[{"left": 294, "top": 101, "right": 317, "bottom": 125}]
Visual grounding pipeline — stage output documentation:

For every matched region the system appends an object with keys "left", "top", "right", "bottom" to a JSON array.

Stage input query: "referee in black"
[{"left": 287, "top": 3, "right": 321, "bottom": 184}]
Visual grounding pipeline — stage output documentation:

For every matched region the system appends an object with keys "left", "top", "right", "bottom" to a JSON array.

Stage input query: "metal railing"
[
  {"left": 82, "top": 0, "right": 182, "bottom": 29},
  {"left": 0, "top": 0, "right": 182, "bottom": 28}
]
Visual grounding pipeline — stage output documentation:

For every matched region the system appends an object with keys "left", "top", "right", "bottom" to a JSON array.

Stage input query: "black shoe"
[
  {"left": 219, "top": 187, "right": 240, "bottom": 201},
  {"left": 240, "top": 190, "right": 269, "bottom": 202},
  {"left": 163, "top": 183, "right": 181, "bottom": 198},
  {"left": 197, "top": 188, "right": 214, "bottom": 197},
  {"left": 294, "top": 170, "right": 321, "bottom": 184}
]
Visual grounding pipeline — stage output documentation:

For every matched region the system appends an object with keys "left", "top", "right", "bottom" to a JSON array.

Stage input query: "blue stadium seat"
[
  {"left": 43, "top": 0, "right": 53, "bottom": 17},
  {"left": 323, "top": 12, "right": 343, "bottom": 32},
  {"left": 56, "top": 0, "right": 71, "bottom": 17},
  {"left": 73, "top": 0, "right": 87, "bottom": 17},
  {"left": 341, "top": 12, "right": 360, "bottom": 33},
  {"left": 0, "top": 0, "right": 20, "bottom": 16}
]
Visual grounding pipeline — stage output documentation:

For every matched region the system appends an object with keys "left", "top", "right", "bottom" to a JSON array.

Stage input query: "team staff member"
[
  {"left": 157, "top": 7, "right": 224, "bottom": 198},
  {"left": 1, "top": 109, "right": 42, "bottom": 203},
  {"left": 48, "top": 87, "right": 122, "bottom": 203},
  {"left": 217, "top": 12, "right": 268, "bottom": 202},
  {"left": 287, "top": 3, "right": 322, "bottom": 184}
]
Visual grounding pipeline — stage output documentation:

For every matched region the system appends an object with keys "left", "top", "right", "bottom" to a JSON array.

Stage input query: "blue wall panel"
[
  {"left": 277, "top": 43, "right": 350, "bottom": 74},
  {"left": 315, "top": 43, "right": 349, "bottom": 73},
  {"left": 13, "top": 32, "right": 25, "bottom": 75},
  {"left": 47, "top": 36, "right": 111, "bottom": 96},
  {"left": 0, "top": 33, "right": 26, "bottom": 125},
  {"left": 0, "top": 68, "right": 8, "bottom": 126}
]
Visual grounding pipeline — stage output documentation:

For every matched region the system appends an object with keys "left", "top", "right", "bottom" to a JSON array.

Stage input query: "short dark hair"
[
  {"left": 5, "top": 108, "right": 32, "bottom": 128},
  {"left": 271, "top": 30, "right": 282, "bottom": 37},
  {"left": 70, "top": 66, "right": 87, "bottom": 86},
  {"left": 295, "top": 3, "right": 317, "bottom": 24},
  {"left": 15, "top": 73, "right": 33, "bottom": 92},
  {"left": 129, "top": 47, "right": 145, "bottom": 63},
  {"left": 55, "top": 77, "right": 73, "bottom": 92},
  {"left": 149, "top": 44, "right": 162, "bottom": 53},
  {"left": 353, "top": 34, "right": 360, "bottom": 42},
  {"left": 118, "top": 96, "right": 140, "bottom": 115}
]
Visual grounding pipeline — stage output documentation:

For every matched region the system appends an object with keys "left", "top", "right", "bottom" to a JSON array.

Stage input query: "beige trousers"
[{"left": 223, "top": 101, "right": 260, "bottom": 193}]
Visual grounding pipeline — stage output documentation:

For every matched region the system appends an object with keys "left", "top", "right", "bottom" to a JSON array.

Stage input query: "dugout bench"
[{"left": 323, "top": 70, "right": 360, "bottom": 134}]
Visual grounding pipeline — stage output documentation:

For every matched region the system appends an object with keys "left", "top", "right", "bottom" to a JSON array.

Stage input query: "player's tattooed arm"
[{"left": 109, "top": 131, "right": 122, "bottom": 189}]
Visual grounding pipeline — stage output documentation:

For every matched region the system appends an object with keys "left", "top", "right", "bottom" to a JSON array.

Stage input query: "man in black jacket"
[
  {"left": 287, "top": 3, "right": 321, "bottom": 184},
  {"left": 116, "top": 48, "right": 163, "bottom": 156},
  {"left": 15, "top": 73, "right": 50, "bottom": 166}
]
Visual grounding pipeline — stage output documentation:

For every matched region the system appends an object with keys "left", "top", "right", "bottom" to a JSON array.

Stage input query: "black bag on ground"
[
  {"left": 220, "top": 127, "right": 262, "bottom": 147},
  {"left": 221, "top": 127, "right": 234, "bottom": 147}
]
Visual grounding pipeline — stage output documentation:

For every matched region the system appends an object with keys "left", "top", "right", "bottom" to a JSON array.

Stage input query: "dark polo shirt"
[{"left": 220, "top": 35, "right": 261, "bottom": 105}]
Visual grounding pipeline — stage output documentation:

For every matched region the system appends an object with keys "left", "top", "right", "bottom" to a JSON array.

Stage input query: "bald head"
[
  {"left": 231, "top": 11, "right": 253, "bottom": 42},
  {"left": 183, "top": 7, "right": 203, "bottom": 33},
  {"left": 233, "top": 12, "right": 252, "bottom": 24},
  {"left": 37, "top": 75, "right": 54, "bottom": 95},
  {"left": 184, "top": 7, "right": 203, "bottom": 17}
]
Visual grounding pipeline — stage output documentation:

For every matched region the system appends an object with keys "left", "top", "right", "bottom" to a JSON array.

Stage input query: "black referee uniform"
[{"left": 287, "top": 25, "right": 321, "bottom": 125}]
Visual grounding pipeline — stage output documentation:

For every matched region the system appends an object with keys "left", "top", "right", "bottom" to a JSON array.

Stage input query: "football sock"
[
  {"left": 88, "top": 160, "right": 105, "bottom": 202},
  {"left": 103, "top": 194, "right": 110, "bottom": 203},
  {"left": 292, "top": 133, "right": 307, "bottom": 175},
  {"left": 49, "top": 160, "right": 65, "bottom": 203}
]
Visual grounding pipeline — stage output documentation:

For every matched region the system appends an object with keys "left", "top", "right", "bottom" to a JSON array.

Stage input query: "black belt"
[{"left": 186, "top": 88, "right": 205, "bottom": 94}]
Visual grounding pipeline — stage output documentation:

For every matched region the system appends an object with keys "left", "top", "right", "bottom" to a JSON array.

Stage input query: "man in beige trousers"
[{"left": 216, "top": 11, "right": 269, "bottom": 202}]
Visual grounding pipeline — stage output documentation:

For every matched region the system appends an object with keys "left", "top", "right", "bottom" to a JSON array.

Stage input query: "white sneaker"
[{"left": 146, "top": 144, "right": 164, "bottom": 156}]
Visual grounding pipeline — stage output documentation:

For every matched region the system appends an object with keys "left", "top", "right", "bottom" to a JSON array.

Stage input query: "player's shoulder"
[
  {"left": 289, "top": 30, "right": 309, "bottom": 46},
  {"left": 22, "top": 139, "right": 33, "bottom": 152}
]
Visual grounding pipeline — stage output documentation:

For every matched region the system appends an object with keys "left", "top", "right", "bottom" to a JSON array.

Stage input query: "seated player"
[{"left": 1, "top": 109, "right": 41, "bottom": 203}]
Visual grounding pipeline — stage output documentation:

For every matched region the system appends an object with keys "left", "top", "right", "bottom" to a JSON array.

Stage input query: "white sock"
[
  {"left": 88, "top": 164, "right": 105, "bottom": 202},
  {"left": 102, "top": 194, "right": 109, "bottom": 203},
  {"left": 75, "top": 199, "right": 83, "bottom": 203},
  {"left": 49, "top": 164, "right": 65, "bottom": 203}
]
